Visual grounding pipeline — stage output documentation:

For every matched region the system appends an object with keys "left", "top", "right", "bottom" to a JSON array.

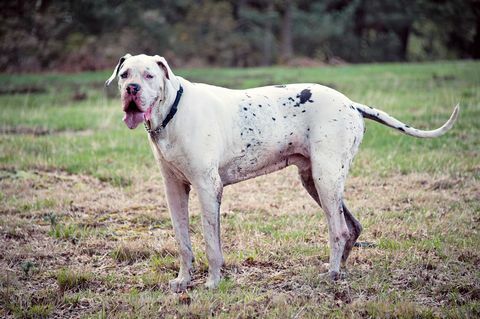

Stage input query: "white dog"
[{"left": 106, "top": 54, "right": 459, "bottom": 291}]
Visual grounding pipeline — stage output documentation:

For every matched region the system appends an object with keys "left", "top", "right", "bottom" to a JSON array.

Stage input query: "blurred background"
[{"left": 1, "top": 0, "right": 479, "bottom": 73}]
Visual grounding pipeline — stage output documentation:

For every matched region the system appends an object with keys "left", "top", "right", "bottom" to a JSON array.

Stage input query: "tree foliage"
[{"left": 0, "top": 0, "right": 478, "bottom": 72}]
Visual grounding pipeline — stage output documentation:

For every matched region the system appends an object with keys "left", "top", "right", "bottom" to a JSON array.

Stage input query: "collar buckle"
[{"left": 144, "top": 122, "right": 163, "bottom": 136}]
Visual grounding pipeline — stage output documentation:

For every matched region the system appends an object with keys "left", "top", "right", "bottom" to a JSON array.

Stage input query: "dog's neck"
[{"left": 145, "top": 76, "right": 183, "bottom": 137}]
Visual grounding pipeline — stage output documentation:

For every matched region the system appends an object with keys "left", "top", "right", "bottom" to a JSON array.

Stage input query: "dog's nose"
[{"left": 126, "top": 83, "right": 141, "bottom": 95}]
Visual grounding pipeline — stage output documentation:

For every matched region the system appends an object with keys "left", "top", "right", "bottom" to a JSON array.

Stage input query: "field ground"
[{"left": 0, "top": 61, "right": 479, "bottom": 318}]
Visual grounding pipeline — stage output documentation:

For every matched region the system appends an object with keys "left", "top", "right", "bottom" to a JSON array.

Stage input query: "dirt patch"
[
  {"left": 71, "top": 91, "right": 88, "bottom": 101},
  {"left": 0, "top": 126, "right": 94, "bottom": 137},
  {"left": 0, "top": 85, "right": 47, "bottom": 95},
  {"left": 432, "top": 73, "right": 457, "bottom": 82},
  {"left": 1, "top": 126, "right": 51, "bottom": 136},
  {"left": 285, "top": 57, "right": 327, "bottom": 67}
]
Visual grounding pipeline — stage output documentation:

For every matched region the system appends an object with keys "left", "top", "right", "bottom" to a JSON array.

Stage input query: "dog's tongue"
[{"left": 123, "top": 111, "right": 145, "bottom": 129}]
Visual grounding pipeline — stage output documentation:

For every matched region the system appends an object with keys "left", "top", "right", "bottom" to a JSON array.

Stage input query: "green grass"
[
  {"left": 0, "top": 61, "right": 478, "bottom": 182},
  {"left": 49, "top": 223, "right": 95, "bottom": 241},
  {"left": 0, "top": 61, "right": 479, "bottom": 318}
]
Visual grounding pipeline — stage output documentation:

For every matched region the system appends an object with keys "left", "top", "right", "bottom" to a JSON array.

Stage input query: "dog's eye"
[
  {"left": 120, "top": 71, "right": 128, "bottom": 79},
  {"left": 145, "top": 74, "right": 154, "bottom": 79}
]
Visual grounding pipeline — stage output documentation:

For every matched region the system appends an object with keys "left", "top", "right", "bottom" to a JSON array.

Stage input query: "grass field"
[{"left": 0, "top": 61, "right": 479, "bottom": 318}]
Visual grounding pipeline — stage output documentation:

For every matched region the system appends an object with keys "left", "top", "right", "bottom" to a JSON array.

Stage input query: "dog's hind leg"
[
  {"left": 298, "top": 167, "right": 321, "bottom": 206},
  {"left": 308, "top": 132, "right": 359, "bottom": 280},
  {"left": 300, "top": 167, "right": 362, "bottom": 267},
  {"left": 341, "top": 201, "right": 362, "bottom": 265},
  {"left": 299, "top": 167, "right": 362, "bottom": 266},
  {"left": 309, "top": 165, "right": 349, "bottom": 279}
]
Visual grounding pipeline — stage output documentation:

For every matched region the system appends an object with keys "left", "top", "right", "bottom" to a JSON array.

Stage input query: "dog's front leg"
[
  {"left": 162, "top": 167, "right": 193, "bottom": 292},
  {"left": 194, "top": 173, "right": 224, "bottom": 289}
]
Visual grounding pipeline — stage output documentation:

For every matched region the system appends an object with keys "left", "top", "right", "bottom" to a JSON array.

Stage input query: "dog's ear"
[
  {"left": 153, "top": 55, "right": 180, "bottom": 91},
  {"left": 105, "top": 53, "right": 132, "bottom": 87},
  {"left": 153, "top": 55, "right": 172, "bottom": 80}
]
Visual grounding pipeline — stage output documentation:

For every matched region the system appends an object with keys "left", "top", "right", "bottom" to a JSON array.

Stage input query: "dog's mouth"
[
  {"left": 123, "top": 100, "right": 145, "bottom": 129},
  {"left": 122, "top": 96, "right": 160, "bottom": 130}
]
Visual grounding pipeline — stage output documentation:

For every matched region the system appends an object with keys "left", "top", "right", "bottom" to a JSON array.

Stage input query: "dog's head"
[{"left": 105, "top": 54, "right": 179, "bottom": 129}]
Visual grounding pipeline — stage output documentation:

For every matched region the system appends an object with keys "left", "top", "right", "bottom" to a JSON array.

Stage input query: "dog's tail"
[{"left": 355, "top": 103, "right": 459, "bottom": 138}]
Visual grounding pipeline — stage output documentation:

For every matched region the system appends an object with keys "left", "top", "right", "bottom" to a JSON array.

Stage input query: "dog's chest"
[{"left": 148, "top": 135, "right": 190, "bottom": 182}]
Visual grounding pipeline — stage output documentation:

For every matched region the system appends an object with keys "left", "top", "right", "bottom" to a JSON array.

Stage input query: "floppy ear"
[
  {"left": 105, "top": 53, "right": 132, "bottom": 87},
  {"left": 153, "top": 55, "right": 172, "bottom": 80},
  {"left": 153, "top": 55, "right": 180, "bottom": 92}
]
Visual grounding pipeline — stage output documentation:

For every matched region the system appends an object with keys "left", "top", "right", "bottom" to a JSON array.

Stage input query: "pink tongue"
[{"left": 123, "top": 111, "right": 145, "bottom": 129}]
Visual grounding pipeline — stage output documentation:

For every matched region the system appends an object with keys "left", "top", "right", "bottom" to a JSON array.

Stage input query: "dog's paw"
[
  {"left": 169, "top": 277, "right": 190, "bottom": 292},
  {"left": 204, "top": 273, "right": 221, "bottom": 289},
  {"left": 329, "top": 270, "right": 346, "bottom": 281}
]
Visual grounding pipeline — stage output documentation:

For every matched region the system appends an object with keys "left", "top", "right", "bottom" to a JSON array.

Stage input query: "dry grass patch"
[
  {"left": 0, "top": 216, "right": 33, "bottom": 241},
  {"left": 0, "top": 283, "right": 58, "bottom": 319},
  {"left": 0, "top": 167, "right": 478, "bottom": 317},
  {"left": 352, "top": 300, "right": 437, "bottom": 318},
  {"left": 57, "top": 268, "right": 92, "bottom": 292},
  {"left": 111, "top": 240, "right": 155, "bottom": 264}
]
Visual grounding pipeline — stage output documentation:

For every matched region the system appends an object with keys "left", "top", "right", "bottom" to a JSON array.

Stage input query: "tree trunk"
[
  {"left": 397, "top": 26, "right": 411, "bottom": 61},
  {"left": 262, "top": 3, "right": 274, "bottom": 66},
  {"left": 472, "top": 1, "right": 480, "bottom": 59},
  {"left": 473, "top": 20, "right": 480, "bottom": 59},
  {"left": 279, "top": 1, "right": 293, "bottom": 63}
]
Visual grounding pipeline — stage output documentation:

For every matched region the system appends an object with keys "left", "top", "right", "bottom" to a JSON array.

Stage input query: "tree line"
[{"left": 1, "top": 0, "right": 479, "bottom": 72}]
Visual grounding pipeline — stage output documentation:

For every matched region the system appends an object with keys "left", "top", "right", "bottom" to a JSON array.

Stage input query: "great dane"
[{"left": 106, "top": 54, "right": 459, "bottom": 291}]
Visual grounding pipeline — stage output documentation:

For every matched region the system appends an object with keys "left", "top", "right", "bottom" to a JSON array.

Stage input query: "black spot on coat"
[
  {"left": 297, "top": 89, "right": 312, "bottom": 104},
  {"left": 357, "top": 109, "right": 390, "bottom": 127}
]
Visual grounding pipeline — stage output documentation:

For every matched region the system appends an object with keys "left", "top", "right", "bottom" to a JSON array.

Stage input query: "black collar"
[{"left": 145, "top": 85, "right": 183, "bottom": 136}]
